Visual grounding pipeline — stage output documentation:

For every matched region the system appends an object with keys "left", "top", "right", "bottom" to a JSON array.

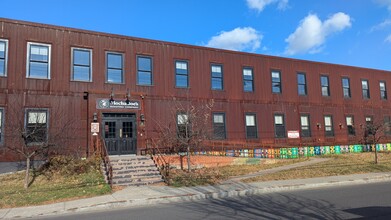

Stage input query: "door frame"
[{"left": 101, "top": 113, "right": 137, "bottom": 155}]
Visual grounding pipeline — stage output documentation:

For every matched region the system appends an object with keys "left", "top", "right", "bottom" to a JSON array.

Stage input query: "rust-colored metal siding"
[{"left": 0, "top": 18, "right": 391, "bottom": 160}]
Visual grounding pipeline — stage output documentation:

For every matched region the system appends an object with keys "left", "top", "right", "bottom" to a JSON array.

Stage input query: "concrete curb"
[{"left": 1, "top": 173, "right": 391, "bottom": 219}]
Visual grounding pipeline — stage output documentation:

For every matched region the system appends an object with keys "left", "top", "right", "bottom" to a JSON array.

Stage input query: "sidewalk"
[{"left": 1, "top": 160, "right": 391, "bottom": 219}]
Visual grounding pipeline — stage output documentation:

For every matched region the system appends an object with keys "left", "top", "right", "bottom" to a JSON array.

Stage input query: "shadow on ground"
[{"left": 173, "top": 193, "right": 351, "bottom": 219}]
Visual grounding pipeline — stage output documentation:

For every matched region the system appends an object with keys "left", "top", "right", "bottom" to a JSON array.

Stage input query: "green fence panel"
[
  {"left": 354, "top": 145, "right": 362, "bottom": 153},
  {"left": 309, "top": 147, "right": 315, "bottom": 156},
  {"left": 334, "top": 146, "right": 341, "bottom": 154},
  {"left": 287, "top": 148, "right": 293, "bottom": 159},
  {"left": 291, "top": 147, "right": 298, "bottom": 158},
  {"left": 280, "top": 148, "right": 287, "bottom": 159},
  {"left": 314, "top": 146, "right": 321, "bottom": 155},
  {"left": 323, "top": 146, "right": 330, "bottom": 155},
  {"left": 387, "top": 143, "right": 391, "bottom": 151}
]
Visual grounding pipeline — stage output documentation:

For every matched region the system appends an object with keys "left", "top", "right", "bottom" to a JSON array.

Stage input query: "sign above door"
[{"left": 96, "top": 99, "right": 141, "bottom": 110}]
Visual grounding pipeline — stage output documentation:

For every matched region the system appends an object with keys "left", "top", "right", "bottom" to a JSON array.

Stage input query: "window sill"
[
  {"left": 136, "top": 84, "right": 154, "bottom": 87},
  {"left": 27, "top": 77, "right": 50, "bottom": 80},
  {"left": 105, "top": 82, "right": 125, "bottom": 85},
  {"left": 72, "top": 80, "right": 93, "bottom": 83}
]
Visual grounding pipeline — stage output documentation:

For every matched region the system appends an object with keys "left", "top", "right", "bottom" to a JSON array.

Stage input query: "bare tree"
[
  {"left": 152, "top": 97, "right": 214, "bottom": 171},
  {"left": 359, "top": 119, "right": 388, "bottom": 164},
  {"left": 5, "top": 94, "right": 78, "bottom": 189}
]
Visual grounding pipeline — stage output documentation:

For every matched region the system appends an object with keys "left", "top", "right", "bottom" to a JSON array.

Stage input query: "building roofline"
[{"left": 1, "top": 17, "right": 389, "bottom": 73}]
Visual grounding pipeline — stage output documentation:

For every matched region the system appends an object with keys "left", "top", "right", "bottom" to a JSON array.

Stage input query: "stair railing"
[
  {"left": 100, "top": 139, "right": 113, "bottom": 188},
  {"left": 146, "top": 138, "right": 170, "bottom": 183}
]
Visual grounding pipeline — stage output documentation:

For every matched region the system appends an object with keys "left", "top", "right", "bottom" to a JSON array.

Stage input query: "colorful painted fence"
[{"left": 192, "top": 143, "right": 391, "bottom": 159}]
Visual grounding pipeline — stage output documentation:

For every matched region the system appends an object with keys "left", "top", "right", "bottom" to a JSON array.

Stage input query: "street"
[{"left": 35, "top": 181, "right": 391, "bottom": 220}]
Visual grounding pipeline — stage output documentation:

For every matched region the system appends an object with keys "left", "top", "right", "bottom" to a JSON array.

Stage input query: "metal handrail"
[
  {"left": 146, "top": 138, "right": 170, "bottom": 182},
  {"left": 100, "top": 139, "right": 113, "bottom": 188}
]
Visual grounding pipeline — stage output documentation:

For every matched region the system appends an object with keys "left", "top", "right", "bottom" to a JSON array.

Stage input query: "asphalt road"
[{"left": 35, "top": 181, "right": 391, "bottom": 220}]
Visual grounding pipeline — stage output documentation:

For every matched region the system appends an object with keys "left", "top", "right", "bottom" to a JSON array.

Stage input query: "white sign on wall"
[
  {"left": 91, "top": 122, "right": 99, "bottom": 134},
  {"left": 287, "top": 130, "right": 300, "bottom": 139}
]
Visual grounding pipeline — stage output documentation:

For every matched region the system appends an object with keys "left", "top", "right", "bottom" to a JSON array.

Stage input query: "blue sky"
[{"left": 2, "top": 0, "right": 391, "bottom": 70}]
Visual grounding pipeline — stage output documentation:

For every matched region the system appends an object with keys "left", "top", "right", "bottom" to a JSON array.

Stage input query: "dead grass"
[
  {"left": 0, "top": 157, "right": 111, "bottom": 208},
  {"left": 243, "top": 152, "right": 391, "bottom": 183},
  {"left": 168, "top": 157, "right": 309, "bottom": 187}
]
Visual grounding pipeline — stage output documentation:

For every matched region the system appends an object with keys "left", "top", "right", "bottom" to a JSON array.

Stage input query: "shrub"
[{"left": 41, "top": 155, "right": 102, "bottom": 178}]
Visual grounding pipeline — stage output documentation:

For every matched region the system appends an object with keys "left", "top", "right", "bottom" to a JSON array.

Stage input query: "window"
[
  {"left": 211, "top": 64, "right": 223, "bottom": 90},
  {"left": 365, "top": 116, "right": 373, "bottom": 135},
  {"left": 0, "top": 39, "right": 8, "bottom": 76},
  {"left": 297, "top": 73, "right": 307, "bottom": 96},
  {"left": 342, "top": 77, "right": 351, "bottom": 98},
  {"left": 380, "top": 81, "right": 387, "bottom": 100},
  {"left": 25, "top": 109, "right": 48, "bottom": 144},
  {"left": 72, "top": 48, "right": 92, "bottom": 81},
  {"left": 245, "top": 114, "right": 257, "bottom": 139},
  {"left": 106, "top": 52, "right": 123, "bottom": 83},
  {"left": 346, "top": 116, "right": 355, "bottom": 136},
  {"left": 324, "top": 115, "right": 334, "bottom": 137},
  {"left": 175, "top": 61, "right": 188, "bottom": 88},
  {"left": 271, "top": 70, "right": 282, "bottom": 93},
  {"left": 27, "top": 42, "right": 51, "bottom": 79},
  {"left": 177, "top": 113, "right": 189, "bottom": 138},
  {"left": 300, "top": 114, "right": 311, "bottom": 137},
  {"left": 384, "top": 116, "right": 391, "bottom": 136},
  {"left": 321, "top": 75, "right": 330, "bottom": 96},
  {"left": 213, "top": 113, "right": 226, "bottom": 139},
  {"left": 274, "top": 114, "right": 286, "bottom": 138},
  {"left": 243, "top": 67, "right": 254, "bottom": 92},
  {"left": 362, "top": 80, "right": 370, "bottom": 99},
  {"left": 137, "top": 56, "right": 152, "bottom": 85}
]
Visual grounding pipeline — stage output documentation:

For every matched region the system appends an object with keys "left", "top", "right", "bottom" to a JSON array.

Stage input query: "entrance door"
[{"left": 102, "top": 113, "right": 137, "bottom": 155}]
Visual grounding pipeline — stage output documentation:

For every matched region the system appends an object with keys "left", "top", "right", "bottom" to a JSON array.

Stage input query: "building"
[{"left": 0, "top": 17, "right": 390, "bottom": 161}]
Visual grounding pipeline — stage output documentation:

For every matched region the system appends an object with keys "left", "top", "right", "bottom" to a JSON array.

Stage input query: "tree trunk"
[
  {"left": 187, "top": 145, "right": 191, "bottom": 172},
  {"left": 179, "top": 155, "right": 184, "bottom": 170},
  {"left": 24, "top": 157, "right": 30, "bottom": 189},
  {"left": 375, "top": 145, "right": 378, "bottom": 164}
]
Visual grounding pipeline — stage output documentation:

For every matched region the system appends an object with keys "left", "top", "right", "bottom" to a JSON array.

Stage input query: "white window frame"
[
  {"left": 0, "top": 39, "right": 9, "bottom": 77},
  {"left": 25, "top": 108, "right": 49, "bottom": 144},
  {"left": 106, "top": 51, "right": 124, "bottom": 84},
  {"left": 71, "top": 47, "right": 93, "bottom": 82},
  {"left": 26, "top": 42, "right": 51, "bottom": 79}
]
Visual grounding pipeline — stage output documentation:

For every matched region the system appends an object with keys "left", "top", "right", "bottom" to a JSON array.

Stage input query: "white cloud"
[
  {"left": 246, "top": 0, "right": 289, "bottom": 12},
  {"left": 285, "top": 12, "right": 351, "bottom": 55},
  {"left": 386, "top": 34, "right": 391, "bottom": 42},
  {"left": 277, "top": 0, "right": 289, "bottom": 10},
  {"left": 206, "top": 27, "right": 262, "bottom": 52},
  {"left": 371, "top": 19, "right": 391, "bottom": 32},
  {"left": 375, "top": 0, "right": 391, "bottom": 11}
]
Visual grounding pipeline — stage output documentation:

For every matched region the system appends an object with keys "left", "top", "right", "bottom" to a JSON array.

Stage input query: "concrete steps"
[{"left": 108, "top": 155, "right": 164, "bottom": 187}]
